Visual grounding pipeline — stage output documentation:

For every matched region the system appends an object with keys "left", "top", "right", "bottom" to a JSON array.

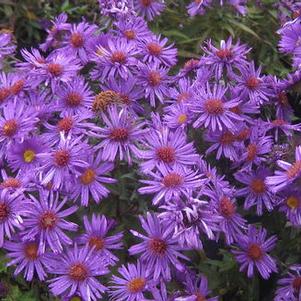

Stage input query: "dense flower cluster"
[{"left": 0, "top": 1, "right": 301, "bottom": 301}]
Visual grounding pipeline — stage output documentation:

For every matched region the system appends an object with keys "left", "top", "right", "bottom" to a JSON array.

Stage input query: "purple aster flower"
[
  {"left": 176, "top": 272, "right": 218, "bottom": 301},
  {"left": 60, "top": 22, "right": 98, "bottom": 64},
  {"left": 114, "top": 15, "right": 151, "bottom": 42},
  {"left": 99, "top": 0, "right": 132, "bottom": 17},
  {"left": 232, "top": 225, "right": 277, "bottom": 279},
  {"left": 159, "top": 197, "right": 220, "bottom": 249},
  {"left": 204, "top": 129, "right": 242, "bottom": 161},
  {"left": 89, "top": 105, "right": 147, "bottom": 164},
  {"left": 18, "top": 48, "right": 46, "bottom": 74},
  {"left": 40, "top": 13, "right": 71, "bottom": 52},
  {"left": 48, "top": 244, "right": 109, "bottom": 301},
  {"left": 168, "top": 77, "right": 193, "bottom": 104},
  {"left": 0, "top": 169, "right": 31, "bottom": 192},
  {"left": 76, "top": 214, "right": 123, "bottom": 265},
  {"left": 278, "top": 187, "right": 301, "bottom": 226},
  {"left": 267, "top": 119, "right": 301, "bottom": 141},
  {"left": 134, "top": 0, "right": 166, "bottom": 21},
  {"left": 0, "top": 101, "right": 38, "bottom": 153},
  {"left": 137, "top": 126, "right": 198, "bottom": 172},
  {"left": 266, "top": 146, "right": 301, "bottom": 192},
  {"left": 109, "top": 260, "right": 151, "bottom": 301},
  {"left": 139, "top": 34, "right": 177, "bottom": 67},
  {"left": 26, "top": 90, "right": 52, "bottom": 121},
  {"left": 55, "top": 76, "right": 94, "bottom": 116},
  {"left": 231, "top": 62, "right": 272, "bottom": 105},
  {"left": 91, "top": 37, "right": 138, "bottom": 81},
  {"left": 0, "top": 32, "right": 16, "bottom": 66},
  {"left": 201, "top": 37, "right": 250, "bottom": 79},
  {"left": 187, "top": 0, "right": 212, "bottom": 17},
  {"left": 38, "top": 133, "right": 89, "bottom": 190},
  {"left": 275, "top": 265, "right": 301, "bottom": 301},
  {"left": 7, "top": 137, "right": 49, "bottom": 173},
  {"left": 278, "top": 19, "right": 301, "bottom": 54},
  {"left": 207, "top": 190, "right": 246, "bottom": 245},
  {"left": 21, "top": 191, "right": 78, "bottom": 253},
  {"left": 70, "top": 153, "right": 115, "bottom": 206},
  {"left": 0, "top": 189, "right": 29, "bottom": 247},
  {"left": 163, "top": 103, "right": 193, "bottom": 129},
  {"left": 4, "top": 237, "right": 50, "bottom": 281},
  {"left": 177, "top": 59, "right": 200, "bottom": 78},
  {"left": 138, "top": 164, "right": 205, "bottom": 205},
  {"left": 136, "top": 62, "right": 170, "bottom": 107},
  {"left": 191, "top": 83, "right": 242, "bottom": 132},
  {"left": 235, "top": 168, "right": 276, "bottom": 215},
  {"left": 129, "top": 213, "right": 188, "bottom": 281}
]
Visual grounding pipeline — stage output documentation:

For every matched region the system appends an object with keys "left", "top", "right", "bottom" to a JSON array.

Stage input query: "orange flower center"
[
  {"left": 89, "top": 236, "right": 105, "bottom": 250},
  {"left": 54, "top": 150, "right": 70, "bottom": 167},
  {"left": 220, "top": 131, "right": 235, "bottom": 145},
  {"left": 219, "top": 196, "right": 235, "bottom": 217},
  {"left": 2, "top": 119, "right": 18, "bottom": 137},
  {"left": 57, "top": 117, "right": 73, "bottom": 132},
  {"left": 246, "top": 76, "right": 260, "bottom": 89},
  {"left": 286, "top": 196, "right": 299, "bottom": 209},
  {"left": 127, "top": 277, "right": 146, "bottom": 293},
  {"left": 196, "top": 293, "right": 207, "bottom": 301},
  {"left": 272, "top": 119, "right": 287, "bottom": 126},
  {"left": 66, "top": 92, "right": 82, "bottom": 107},
  {"left": 1, "top": 178, "right": 21, "bottom": 189},
  {"left": 71, "top": 33, "right": 84, "bottom": 48},
  {"left": 184, "top": 59, "right": 199, "bottom": 70},
  {"left": 178, "top": 114, "right": 188, "bottom": 124},
  {"left": 141, "top": 0, "right": 152, "bottom": 6},
  {"left": 48, "top": 63, "right": 63, "bottom": 76},
  {"left": 148, "top": 71, "right": 161, "bottom": 86},
  {"left": 156, "top": 147, "right": 176, "bottom": 163},
  {"left": 40, "top": 211, "right": 57, "bottom": 229},
  {"left": 247, "top": 243, "right": 263, "bottom": 260},
  {"left": 0, "top": 87, "right": 10, "bottom": 102},
  {"left": 92, "top": 90, "right": 119, "bottom": 112},
  {"left": 147, "top": 42, "right": 162, "bottom": 56},
  {"left": 149, "top": 238, "right": 167, "bottom": 255},
  {"left": 177, "top": 92, "right": 191, "bottom": 102},
  {"left": 204, "top": 99, "right": 224, "bottom": 115},
  {"left": 216, "top": 48, "right": 232, "bottom": 59},
  {"left": 246, "top": 143, "right": 257, "bottom": 161},
  {"left": 278, "top": 91, "right": 289, "bottom": 107},
  {"left": 24, "top": 242, "right": 39, "bottom": 260},
  {"left": 110, "top": 128, "right": 129, "bottom": 141},
  {"left": 293, "top": 277, "right": 301, "bottom": 293},
  {"left": 111, "top": 51, "right": 126, "bottom": 64},
  {"left": 10, "top": 80, "right": 25, "bottom": 95},
  {"left": 287, "top": 161, "right": 301, "bottom": 179},
  {"left": 80, "top": 168, "right": 96, "bottom": 185},
  {"left": 250, "top": 178, "right": 266, "bottom": 194},
  {"left": 163, "top": 172, "right": 183, "bottom": 187},
  {"left": 69, "top": 263, "right": 88, "bottom": 281},
  {"left": 124, "top": 30, "right": 136, "bottom": 40},
  {"left": 0, "top": 202, "right": 9, "bottom": 222}
]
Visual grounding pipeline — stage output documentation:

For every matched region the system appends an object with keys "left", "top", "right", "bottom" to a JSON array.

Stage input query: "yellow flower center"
[
  {"left": 23, "top": 149, "right": 36, "bottom": 163},
  {"left": 286, "top": 196, "right": 299, "bottom": 209},
  {"left": 177, "top": 114, "right": 187, "bottom": 124}
]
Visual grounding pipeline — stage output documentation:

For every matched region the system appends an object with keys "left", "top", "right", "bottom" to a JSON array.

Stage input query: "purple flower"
[
  {"left": 40, "top": 13, "right": 71, "bottom": 52},
  {"left": 278, "top": 19, "right": 301, "bottom": 54},
  {"left": 139, "top": 35, "right": 177, "bottom": 67},
  {"left": 138, "top": 164, "right": 205, "bottom": 205},
  {"left": 191, "top": 83, "right": 242, "bottom": 131},
  {"left": 231, "top": 61, "right": 272, "bottom": 105},
  {"left": 4, "top": 238, "right": 50, "bottom": 281},
  {"left": 278, "top": 187, "right": 301, "bottom": 226},
  {"left": 48, "top": 244, "right": 109, "bottom": 301},
  {"left": 232, "top": 225, "right": 277, "bottom": 279},
  {"left": 61, "top": 22, "right": 98, "bottom": 64},
  {"left": 76, "top": 214, "right": 123, "bottom": 265},
  {"left": 91, "top": 37, "right": 138, "bottom": 81},
  {"left": 90, "top": 106, "right": 146, "bottom": 164},
  {"left": 266, "top": 146, "right": 301, "bottom": 192},
  {"left": 109, "top": 260, "right": 151, "bottom": 301},
  {"left": 0, "top": 32, "right": 16, "bottom": 66},
  {"left": 0, "top": 189, "right": 29, "bottom": 247},
  {"left": 275, "top": 265, "right": 301, "bottom": 301},
  {"left": 159, "top": 198, "right": 220, "bottom": 249},
  {"left": 235, "top": 168, "right": 276, "bottom": 215},
  {"left": 163, "top": 103, "right": 193, "bottom": 129},
  {"left": 168, "top": 77, "right": 193, "bottom": 104},
  {"left": 0, "top": 170, "right": 31, "bottom": 192},
  {"left": 187, "top": 0, "right": 212, "bottom": 17},
  {"left": 176, "top": 272, "right": 218, "bottom": 301},
  {"left": 55, "top": 76, "right": 94, "bottom": 116},
  {"left": 137, "top": 126, "right": 198, "bottom": 172},
  {"left": 129, "top": 213, "right": 188, "bottom": 281},
  {"left": 134, "top": 0, "right": 165, "bottom": 21},
  {"left": 21, "top": 191, "right": 78, "bottom": 253},
  {"left": 38, "top": 133, "right": 89, "bottom": 190},
  {"left": 70, "top": 153, "right": 115, "bottom": 206},
  {"left": 201, "top": 37, "right": 250, "bottom": 79},
  {"left": 136, "top": 62, "right": 170, "bottom": 107},
  {"left": 267, "top": 119, "right": 301, "bottom": 141},
  {"left": 7, "top": 137, "right": 49, "bottom": 173}
]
